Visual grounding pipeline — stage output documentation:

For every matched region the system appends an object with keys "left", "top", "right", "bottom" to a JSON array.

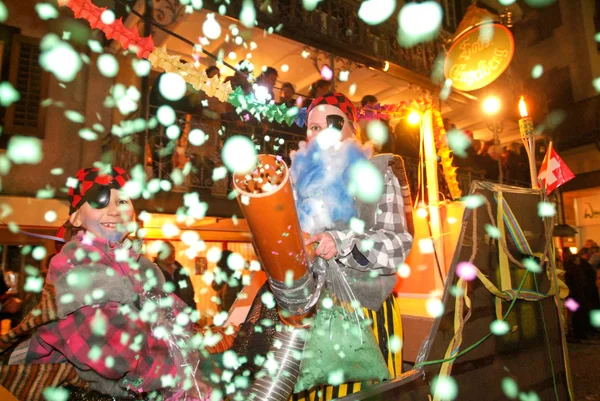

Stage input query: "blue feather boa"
[{"left": 290, "top": 138, "right": 372, "bottom": 235}]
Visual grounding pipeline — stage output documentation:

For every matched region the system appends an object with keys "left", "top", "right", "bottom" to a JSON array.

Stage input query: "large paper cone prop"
[{"left": 233, "top": 155, "right": 317, "bottom": 326}]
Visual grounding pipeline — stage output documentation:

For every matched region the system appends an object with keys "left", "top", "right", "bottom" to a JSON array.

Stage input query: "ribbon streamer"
[{"left": 433, "top": 110, "right": 462, "bottom": 199}]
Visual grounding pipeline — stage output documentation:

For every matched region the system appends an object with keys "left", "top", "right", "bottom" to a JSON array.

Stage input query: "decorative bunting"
[
  {"left": 62, "top": 0, "right": 232, "bottom": 102},
  {"left": 357, "top": 99, "right": 431, "bottom": 121},
  {"left": 63, "top": 0, "right": 154, "bottom": 59},
  {"left": 228, "top": 87, "right": 299, "bottom": 126},
  {"left": 147, "top": 47, "right": 233, "bottom": 102},
  {"left": 432, "top": 110, "right": 461, "bottom": 200}
]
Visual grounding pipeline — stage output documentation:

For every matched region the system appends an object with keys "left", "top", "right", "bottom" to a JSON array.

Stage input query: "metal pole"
[
  {"left": 494, "top": 116, "right": 503, "bottom": 185},
  {"left": 422, "top": 110, "right": 445, "bottom": 284},
  {"left": 330, "top": 54, "right": 336, "bottom": 91}
]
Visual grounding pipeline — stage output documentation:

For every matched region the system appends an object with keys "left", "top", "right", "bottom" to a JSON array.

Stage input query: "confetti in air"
[
  {"left": 490, "top": 319, "right": 510, "bottom": 336},
  {"left": 431, "top": 374, "right": 458, "bottom": 400},
  {"left": 39, "top": 34, "right": 82, "bottom": 82},
  {"left": 35, "top": 3, "right": 59, "bottom": 20},
  {"left": 203, "top": 13, "right": 222, "bottom": 40},
  {"left": 397, "top": 1, "right": 443, "bottom": 47},
  {"left": 456, "top": 262, "right": 477, "bottom": 281},
  {"left": 358, "top": 0, "right": 396, "bottom": 25},
  {"left": 0, "top": 1, "right": 7, "bottom": 23},
  {"left": 0, "top": 82, "right": 20, "bottom": 107},
  {"left": 347, "top": 160, "right": 384, "bottom": 204},
  {"left": 564, "top": 298, "right": 579, "bottom": 312},
  {"left": 426, "top": 297, "right": 444, "bottom": 318},
  {"left": 446, "top": 129, "right": 471, "bottom": 158},
  {"left": 97, "top": 53, "right": 119, "bottom": 78},
  {"left": 222, "top": 135, "right": 258, "bottom": 174},
  {"left": 158, "top": 73, "right": 187, "bottom": 101},
  {"left": 501, "top": 377, "right": 520, "bottom": 398},
  {"left": 366, "top": 120, "right": 389, "bottom": 147},
  {"left": 531, "top": 64, "right": 544, "bottom": 79},
  {"left": 320, "top": 64, "right": 333, "bottom": 81},
  {"left": 240, "top": 0, "right": 256, "bottom": 28}
]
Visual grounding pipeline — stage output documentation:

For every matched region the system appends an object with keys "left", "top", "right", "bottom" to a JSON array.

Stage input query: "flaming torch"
[{"left": 518, "top": 96, "right": 539, "bottom": 189}]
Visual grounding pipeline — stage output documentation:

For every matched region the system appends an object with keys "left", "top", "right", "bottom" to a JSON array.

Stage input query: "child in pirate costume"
[
  {"left": 0, "top": 167, "right": 210, "bottom": 400},
  {"left": 232, "top": 93, "right": 414, "bottom": 400}
]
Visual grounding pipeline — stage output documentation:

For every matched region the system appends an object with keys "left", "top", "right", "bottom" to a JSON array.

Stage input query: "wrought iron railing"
[
  {"left": 104, "top": 107, "right": 528, "bottom": 202},
  {"left": 256, "top": 0, "right": 450, "bottom": 76},
  {"left": 146, "top": 0, "right": 453, "bottom": 78}
]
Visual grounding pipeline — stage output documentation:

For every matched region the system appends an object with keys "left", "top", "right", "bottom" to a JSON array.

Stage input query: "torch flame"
[{"left": 519, "top": 96, "right": 528, "bottom": 118}]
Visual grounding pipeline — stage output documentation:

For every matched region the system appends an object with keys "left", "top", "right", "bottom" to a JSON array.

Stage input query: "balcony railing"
[
  {"left": 170, "top": 0, "right": 451, "bottom": 77},
  {"left": 104, "top": 104, "right": 520, "bottom": 205}
]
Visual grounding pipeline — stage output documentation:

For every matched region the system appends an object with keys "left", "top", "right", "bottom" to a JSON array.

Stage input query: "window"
[
  {"left": 0, "top": 26, "right": 49, "bottom": 148},
  {"left": 596, "top": 0, "right": 600, "bottom": 52}
]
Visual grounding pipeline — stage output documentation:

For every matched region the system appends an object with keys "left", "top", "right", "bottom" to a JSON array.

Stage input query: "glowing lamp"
[
  {"left": 416, "top": 206, "right": 428, "bottom": 218},
  {"left": 407, "top": 110, "right": 421, "bottom": 125},
  {"left": 482, "top": 96, "right": 501, "bottom": 115}
]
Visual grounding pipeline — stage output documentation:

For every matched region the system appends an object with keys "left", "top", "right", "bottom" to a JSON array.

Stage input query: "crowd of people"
[
  {"left": 147, "top": 63, "right": 542, "bottom": 191},
  {"left": 563, "top": 239, "right": 600, "bottom": 341}
]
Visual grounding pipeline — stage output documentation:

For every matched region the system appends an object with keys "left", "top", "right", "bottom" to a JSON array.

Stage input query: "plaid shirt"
[
  {"left": 328, "top": 166, "right": 412, "bottom": 275},
  {"left": 27, "top": 233, "right": 184, "bottom": 395}
]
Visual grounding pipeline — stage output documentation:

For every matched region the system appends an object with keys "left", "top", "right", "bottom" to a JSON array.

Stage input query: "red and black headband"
[
  {"left": 68, "top": 167, "right": 130, "bottom": 214},
  {"left": 307, "top": 92, "right": 357, "bottom": 123}
]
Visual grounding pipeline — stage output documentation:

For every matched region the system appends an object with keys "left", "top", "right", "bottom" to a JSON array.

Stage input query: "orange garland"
[
  {"left": 63, "top": 0, "right": 155, "bottom": 59},
  {"left": 432, "top": 110, "right": 461, "bottom": 200}
]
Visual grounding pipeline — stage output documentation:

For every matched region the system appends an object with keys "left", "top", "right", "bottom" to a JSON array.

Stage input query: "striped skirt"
[{"left": 291, "top": 295, "right": 403, "bottom": 401}]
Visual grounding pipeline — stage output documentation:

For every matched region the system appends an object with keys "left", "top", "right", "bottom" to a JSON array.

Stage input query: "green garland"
[{"left": 227, "top": 87, "right": 300, "bottom": 126}]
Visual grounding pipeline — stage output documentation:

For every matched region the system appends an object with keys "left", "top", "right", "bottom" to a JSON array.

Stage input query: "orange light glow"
[{"left": 519, "top": 96, "right": 528, "bottom": 118}]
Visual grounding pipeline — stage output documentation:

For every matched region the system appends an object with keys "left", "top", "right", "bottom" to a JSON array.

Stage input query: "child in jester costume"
[{"left": 0, "top": 167, "right": 211, "bottom": 400}]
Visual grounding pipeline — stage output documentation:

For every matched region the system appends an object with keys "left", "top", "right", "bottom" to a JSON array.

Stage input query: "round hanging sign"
[{"left": 444, "top": 23, "right": 515, "bottom": 92}]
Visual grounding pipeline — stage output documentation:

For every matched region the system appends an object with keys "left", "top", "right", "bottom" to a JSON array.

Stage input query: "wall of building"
[{"left": 1, "top": 0, "right": 116, "bottom": 197}]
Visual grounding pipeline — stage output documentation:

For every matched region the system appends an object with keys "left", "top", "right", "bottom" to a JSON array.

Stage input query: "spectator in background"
[
  {"left": 361, "top": 94, "right": 378, "bottom": 108},
  {"left": 155, "top": 241, "right": 196, "bottom": 309},
  {"left": 563, "top": 248, "right": 590, "bottom": 341},
  {"left": 0, "top": 272, "right": 21, "bottom": 331},
  {"left": 302, "top": 79, "right": 331, "bottom": 107},
  {"left": 503, "top": 142, "right": 528, "bottom": 185},
  {"left": 224, "top": 65, "right": 252, "bottom": 95},
  {"left": 589, "top": 245, "right": 600, "bottom": 268},
  {"left": 206, "top": 65, "right": 221, "bottom": 79},
  {"left": 211, "top": 250, "right": 242, "bottom": 313},
  {"left": 278, "top": 82, "right": 296, "bottom": 107},
  {"left": 454, "top": 130, "right": 483, "bottom": 175},
  {"left": 359, "top": 94, "right": 394, "bottom": 153},
  {"left": 479, "top": 141, "right": 500, "bottom": 181},
  {"left": 579, "top": 248, "right": 600, "bottom": 311},
  {"left": 255, "top": 66, "right": 278, "bottom": 102},
  {"left": 583, "top": 239, "right": 598, "bottom": 251}
]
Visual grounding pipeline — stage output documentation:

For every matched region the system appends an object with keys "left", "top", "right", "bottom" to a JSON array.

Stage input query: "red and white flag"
[{"left": 537, "top": 144, "right": 575, "bottom": 194}]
